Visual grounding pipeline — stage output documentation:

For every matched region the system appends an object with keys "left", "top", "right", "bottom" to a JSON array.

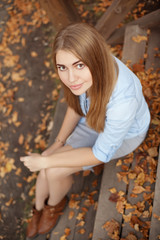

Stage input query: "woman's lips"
[{"left": 70, "top": 84, "right": 83, "bottom": 90}]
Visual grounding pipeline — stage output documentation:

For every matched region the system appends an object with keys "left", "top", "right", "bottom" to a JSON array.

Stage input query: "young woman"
[{"left": 20, "top": 23, "right": 150, "bottom": 238}]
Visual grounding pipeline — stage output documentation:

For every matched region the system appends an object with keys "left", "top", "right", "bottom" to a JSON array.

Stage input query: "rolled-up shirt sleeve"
[{"left": 92, "top": 97, "right": 138, "bottom": 163}]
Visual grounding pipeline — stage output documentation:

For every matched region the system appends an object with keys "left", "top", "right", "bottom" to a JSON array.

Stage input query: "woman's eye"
[
  {"left": 57, "top": 65, "right": 66, "bottom": 71},
  {"left": 76, "top": 63, "right": 85, "bottom": 69}
]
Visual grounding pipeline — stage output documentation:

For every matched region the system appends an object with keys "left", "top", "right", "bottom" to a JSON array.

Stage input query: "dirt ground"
[{"left": 0, "top": 1, "right": 58, "bottom": 239}]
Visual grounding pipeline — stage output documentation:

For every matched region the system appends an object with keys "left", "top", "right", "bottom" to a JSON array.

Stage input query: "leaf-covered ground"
[
  {"left": 0, "top": 0, "right": 159, "bottom": 240},
  {"left": 0, "top": 1, "right": 59, "bottom": 239}
]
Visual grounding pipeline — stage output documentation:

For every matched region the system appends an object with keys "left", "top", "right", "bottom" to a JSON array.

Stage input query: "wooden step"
[
  {"left": 149, "top": 146, "right": 160, "bottom": 240},
  {"left": 145, "top": 26, "right": 160, "bottom": 71},
  {"left": 92, "top": 25, "right": 148, "bottom": 239}
]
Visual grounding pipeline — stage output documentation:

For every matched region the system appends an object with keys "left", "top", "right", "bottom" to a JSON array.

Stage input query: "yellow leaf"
[
  {"left": 18, "top": 98, "right": 24, "bottom": 102},
  {"left": 148, "top": 147, "right": 158, "bottom": 157},
  {"left": 3, "top": 55, "right": 19, "bottom": 67},
  {"left": 5, "top": 159, "right": 16, "bottom": 173},
  {"left": 132, "top": 35, "right": 147, "bottom": 43},
  {"left": 109, "top": 187, "right": 117, "bottom": 193},
  {"left": 12, "top": 112, "right": 18, "bottom": 122},
  {"left": 11, "top": 72, "right": 24, "bottom": 82},
  {"left": 31, "top": 51, "right": 38, "bottom": 57},
  {"left": 116, "top": 159, "right": 122, "bottom": 166}
]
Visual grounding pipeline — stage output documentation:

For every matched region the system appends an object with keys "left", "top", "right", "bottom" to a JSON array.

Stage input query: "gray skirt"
[{"left": 66, "top": 119, "right": 147, "bottom": 170}]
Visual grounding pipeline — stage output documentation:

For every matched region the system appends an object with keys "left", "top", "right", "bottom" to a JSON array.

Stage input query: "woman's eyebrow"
[
  {"left": 56, "top": 64, "right": 64, "bottom": 66},
  {"left": 56, "top": 60, "right": 82, "bottom": 67},
  {"left": 72, "top": 60, "right": 81, "bottom": 66}
]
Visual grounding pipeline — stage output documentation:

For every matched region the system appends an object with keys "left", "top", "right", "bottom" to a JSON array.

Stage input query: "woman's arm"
[
  {"left": 20, "top": 146, "right": 102, "bottom": 172},
  {"left": 42, "top": 106, "right": 81, "bottom": 156},
  {"left": 56, "top": 106, "right": 81, "bottom": 143}
]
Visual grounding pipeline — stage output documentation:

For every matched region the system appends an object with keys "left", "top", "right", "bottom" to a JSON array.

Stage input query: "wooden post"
[
  {"left": 122, "top": 25, "right": 147, "bottom": 66},
  {"left": 95, "top": 0, "right": 138, "bottom": 40},
  {"left": 39, "top": 0, "right": 81, "bottom": 30},
  {"left": 107, "top": 9, "right": 160, "bottom": 45}
]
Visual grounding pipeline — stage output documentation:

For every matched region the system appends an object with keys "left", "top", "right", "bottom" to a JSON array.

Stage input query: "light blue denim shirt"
[{"left": 79, "top": 57, "right": 150, "bottom": 163}]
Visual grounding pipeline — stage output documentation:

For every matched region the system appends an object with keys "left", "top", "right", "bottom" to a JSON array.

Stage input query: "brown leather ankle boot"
[
  {"left": 38, "top": 196, "right": 68, "bottom": 234},
  {"left": 26, "top": 207, "right": 42, "bottom": 238}
]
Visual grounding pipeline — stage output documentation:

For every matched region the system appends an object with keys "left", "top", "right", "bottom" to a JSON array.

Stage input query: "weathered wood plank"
[
  {"left": 115, "top": 24, "right": 148, "bottom": 239},
  {"left": 39, "top": 0, "right": 81, "bottom": 30},
  {"left": 50, "top": 171, "right": 102, "bottom": 240},
  {"left": 92, "top": 24, "right": 148, "bottom": 240},
  {"left": 120, "top": 152, "right": 145, "bottom": 239},
  {"left": 92, "top": 158, "right": 130, "bottom": 240},
  {"left": 47, "top": 89, "right": 67, "bottom": 147},
  {"left": 95, "top": 0, "right": 138, "bottom": 40},
  {"left": 149, "top": 147, "right": 160, "bottom": 240},
  {"left": 145, "top": 27, "right": 160, "bottom": 71},
  {"left": 107, "top": 9, "right": 160, "bottom": 45},
  {"left": 122, "top": 25, "right": 147, "bottom": 66}
]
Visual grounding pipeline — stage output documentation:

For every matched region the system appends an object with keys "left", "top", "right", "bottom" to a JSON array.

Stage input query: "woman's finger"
[{"left": 20, "top": 156, "right": 27, "bottom": 162}]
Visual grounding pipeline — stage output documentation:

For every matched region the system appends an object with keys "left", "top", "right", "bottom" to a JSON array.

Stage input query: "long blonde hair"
[{"left": 53, "top": 23, "right": 117, "bottom": 132}]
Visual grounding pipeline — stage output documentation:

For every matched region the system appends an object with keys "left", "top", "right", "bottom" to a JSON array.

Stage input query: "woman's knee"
[{"left": 45, "top": 167, "right": 81, "bottom": 180}]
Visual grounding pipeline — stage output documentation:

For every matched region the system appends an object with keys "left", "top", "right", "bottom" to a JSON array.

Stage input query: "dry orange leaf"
[
  {"left": 123, "top": 212, "right": 132, "bottom": 222},
  {"left": 132, "top": 35, "right": 147, "bottom": 43},
  {"left": 116, "top": 159, "right": 122, "bottom": 166},
  {"left": 31, "top": 51, "right": 38, "bottom": 57},
  {"left": 69, "top": 199, "right": 80, "bottom": 209},
  {"left": 125, "top": 233, "right": 138, "bottom": 240},
  {"left": 102, "top": 219, "right": 120, "bottom": 240},
  {"left": 153, "top": 213, "right": 160, "bottom": 221},
  {"left": 3, "top": 55, "right": 19, "bottom": 67},
  {"left": 17, "top": 183, "right": 22, "bottom": 188},
  {"left": 147, "top": 147, "right": 158, "bottom": 157},
  {"left": 5, "top": 198, "right": 14, "bottom": 206},
  {"left": 135, "top": 172, "right": 145, "bottom": 185},
  {"left": 132, "top": 185, "right": 145, "bottom": 194},
  {"left": 68, "top": 210, "right": 74, "bottom": 220},
  {"left": 28, "top": 80, "right": 32, "bottom": 87},
  {"left": 76, "top": 212, "right": 85, "bottom": 221},
  {"left": 44, "top": 61, "right": 50, "bottom": 68},
  {"left": 116, "top": 199, "right": 125, "bottom": 214},
  {"left": 12, "top": 111, "right": 18, "bottom": 122},
  {"left": 76, "top": 220, "right": 85, "bottom": 227},
  {"left": 64, "top": 228, "right": 71, "bottom": 236},
  {"left": 21, "top": 37, "right": 26, "bottom": 46},
  {"left": 77, "top": 228, "right": 86, "bottom": 234},
  {"left": 11, "top": 72, "right": 24, "bottom": 82},
  {"left": 109, "top": 187, "right": 117, "bottom": 193},
  {"left": 18, "top": 134, "right": 24, "bottom": 145},
  {"left": 109, "top": 193, "right": 119, "bottom": 203}
]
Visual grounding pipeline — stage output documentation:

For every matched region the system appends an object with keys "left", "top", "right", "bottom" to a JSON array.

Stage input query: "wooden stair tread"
[{"left": 92, "top": 24, "right": 148, "bottom": 239}]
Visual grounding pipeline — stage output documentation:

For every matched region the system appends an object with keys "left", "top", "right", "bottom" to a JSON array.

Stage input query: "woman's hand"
[{"left": 20, "top": 153, "right": 47, "bottom": 172}]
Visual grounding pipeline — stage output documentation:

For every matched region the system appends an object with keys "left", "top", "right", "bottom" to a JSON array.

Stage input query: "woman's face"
[{"left": 56, "top": 50, "right": 93, "bottom": 96}]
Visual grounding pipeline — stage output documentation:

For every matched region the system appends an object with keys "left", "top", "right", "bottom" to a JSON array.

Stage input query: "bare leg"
[
  {"left": 35, "top": 169, "right": 49, "bottom": 210},
  {"left": 46, "top": 167, "right": 82, "bottom": 206},
  {"left": 35, "top": 145, "right": 82, "bottom": 208}
]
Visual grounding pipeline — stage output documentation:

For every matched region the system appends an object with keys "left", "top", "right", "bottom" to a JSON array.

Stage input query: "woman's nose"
[{"left": 68, "top": 69, "right": 76, "bottom": 83}]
